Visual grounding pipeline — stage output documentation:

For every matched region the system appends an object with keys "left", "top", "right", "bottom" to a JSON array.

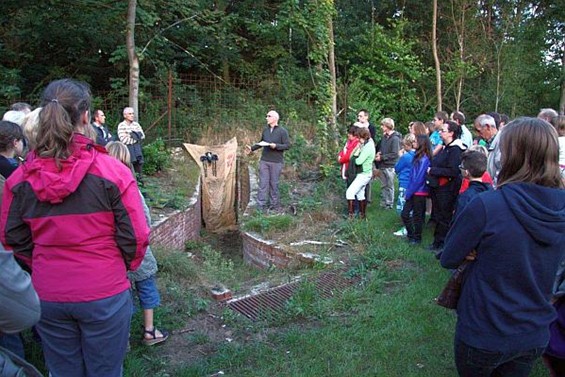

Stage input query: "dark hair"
[
  {"left": 0, "top": 121, "right": 24, "bottom": 153},
  {"left": 410, "top": 121, "right": 428, "bottom": 136},
  {"left": 92, "top": 109, "right": 103, "bottom": 121},
  {"left": 500, "top": 114, "right": 510, "bottom": 125},
  {"left": 348, "top": 125, "right": 359, "bottom": 135},
  {"left": 451, "top": 111, "right": 465, "bottom": 125},
  {"left": 356, "top": 127, "right": 371, "bottom": 140},
  {"left": 460, "top": 150, "right": 487, "bottom": 178},
  {"left": 497, "top": 117, "right": 563, "bottom": 188},
  {"left": 435, "top": 111, "right": 449, "bottom": 122},
  {"left": 36, "top": 79, "right": 92, "bottom": 162},
  {"left": 487, "top": 112, "right": 500, "bottom": 129},
  {"left": 446, "top": 120, "right": 462, "bottom": 139},
  {"left": 414, "top": 134, "right": 432, "bottom": 162},
  {"left": 358, "top": 109, "right": 369, "bottom": 118}
]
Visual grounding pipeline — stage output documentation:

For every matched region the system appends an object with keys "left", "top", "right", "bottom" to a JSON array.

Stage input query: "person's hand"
[
  {"left": 244, "top": 145, "right": 251, "bottom": 155},
  {"left": 465, "top": 250, "right": 477, "bottom": 261},
  {"left": 269, "top": 143, "right": 276, "bottom": 149},
  {"left": 375, "top": 152, "right": 382, "bottom": 162}
]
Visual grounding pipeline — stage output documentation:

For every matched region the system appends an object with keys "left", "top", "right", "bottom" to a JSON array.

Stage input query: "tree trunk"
[
  {"left": 560, "top": 46, "right": 565, "bottom": 115},
  {"left": 328, "top": 16, "right": 337, "bottom": 146},
  {"left": 432, "top": 0, "right": 442, "bottom": 111},
  {"left": 127, "top": 0, "right": 140, "bottom": 121}
]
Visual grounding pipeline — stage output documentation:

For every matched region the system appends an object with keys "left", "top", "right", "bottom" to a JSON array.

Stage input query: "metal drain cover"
[{"left": 225, "top": 270, "right": 358, "bottom": 321}]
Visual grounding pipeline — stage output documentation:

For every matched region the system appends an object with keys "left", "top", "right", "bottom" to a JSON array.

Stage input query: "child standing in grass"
[
  {"left": 106, "top": 141, "right": 169, "bottom": 346},
  {"left": 393, "top": 134, "right": 416, "bottom": 236},
  {"left": 401, "top": 134, "right": 432, "bottom": 244}
]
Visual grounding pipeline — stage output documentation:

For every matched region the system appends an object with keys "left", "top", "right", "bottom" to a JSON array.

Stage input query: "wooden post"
[{"left": 168, "top": 69, "right": 173, "bottom": 140}]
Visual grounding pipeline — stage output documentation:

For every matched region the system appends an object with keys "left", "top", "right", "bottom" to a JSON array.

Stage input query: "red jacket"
[
  {"left": 338, "top": 138, "right": 360, "bottom": 179},
  {"left": 0, "top": 133, "right": 149, "bottom": 302}
]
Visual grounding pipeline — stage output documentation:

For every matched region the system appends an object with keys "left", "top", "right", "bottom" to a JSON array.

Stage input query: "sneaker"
[{"left": 393, "top": 228, "right": 407, "bottom": 237}]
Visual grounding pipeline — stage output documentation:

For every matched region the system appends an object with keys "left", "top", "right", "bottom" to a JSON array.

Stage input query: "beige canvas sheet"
[{"left": 184, "top": 138, "right": 238, "bottom": 232}]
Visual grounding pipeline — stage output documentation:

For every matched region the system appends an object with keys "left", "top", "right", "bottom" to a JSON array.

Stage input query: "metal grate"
[{"left": 225, "top": 270, "right": 358, "bottom": 321}]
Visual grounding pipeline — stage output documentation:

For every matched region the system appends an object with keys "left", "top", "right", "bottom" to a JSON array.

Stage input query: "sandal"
[{"left": 142, "top": 327, "right": 169, "bottom": 346}]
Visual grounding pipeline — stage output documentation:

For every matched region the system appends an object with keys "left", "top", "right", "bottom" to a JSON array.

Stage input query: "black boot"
[
  {"left": 348, "top": 200, "right": 355, "bottom": 219},
  {"left": 359, "top": 200, "right": 367, "bottom": 220}
]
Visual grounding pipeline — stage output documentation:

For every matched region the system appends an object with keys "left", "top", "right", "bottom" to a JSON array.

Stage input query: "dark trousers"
[
  {"left": 38, "top": 290, "right": 132, "bottom": 377},
  {"left": 454, "top": 338, "right": 544, "bottom": 377},
  {"left": 430, "top": 181, "right": 460, "bottom": 247},
  {"left": 258, "top": 160, "right": 284, "bottom": 208},
  {"left": 401, "top": 195, "right": 427, "bottom": 241}
]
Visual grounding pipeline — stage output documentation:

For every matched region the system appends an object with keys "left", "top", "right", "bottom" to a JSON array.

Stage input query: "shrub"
[{"left": 142, "top": 138, "right": 171, "bottom": 175}]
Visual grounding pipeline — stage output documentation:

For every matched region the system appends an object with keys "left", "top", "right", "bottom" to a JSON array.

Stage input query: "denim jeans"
[
  {"left": 38, "top": 290, "right": 132, "bottom": 377},
  {"left": 454, "top": 338, "right": 545, "bottom": 377},
  {"left": 134, "top": 275, "right": 160, "bottom": 310}
]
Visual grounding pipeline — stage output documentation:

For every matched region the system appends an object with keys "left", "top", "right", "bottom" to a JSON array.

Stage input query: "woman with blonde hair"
[{"left": 441, "top": 117, "right": 565, "bottom": 376}]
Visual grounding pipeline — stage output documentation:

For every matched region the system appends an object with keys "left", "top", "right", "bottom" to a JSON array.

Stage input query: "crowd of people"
[
  {"left": 0, "top": 79, "right": 167, "bottom": 377},
  {"left": 1, "top": 76, "right": 564, "bottom": 376},
  {"left": 339, "top": 108, "right": 565, "bottom": 376}
]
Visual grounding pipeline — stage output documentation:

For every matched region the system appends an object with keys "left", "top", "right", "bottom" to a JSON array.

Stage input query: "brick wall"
[
  {"left": 150, "top": 181, "right": 201, "bottom": 250},
  {"left": 148, "top": 161, "right": 294, "bottom": 270},
  {"left": 241, "top": 231, "right": 294, "bottom": 269},
  {"left": 239, "top": 164, "right": 297, "bottom": 270}
]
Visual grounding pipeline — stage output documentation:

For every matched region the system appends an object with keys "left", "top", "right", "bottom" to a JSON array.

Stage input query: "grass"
[{"left": 21, "top": 179, "right": 551, "bottom": 376}]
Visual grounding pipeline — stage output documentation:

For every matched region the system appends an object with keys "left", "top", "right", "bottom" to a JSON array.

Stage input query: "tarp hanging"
[{"left": 184, "top": 138, "right": 238, "bottom": 232}]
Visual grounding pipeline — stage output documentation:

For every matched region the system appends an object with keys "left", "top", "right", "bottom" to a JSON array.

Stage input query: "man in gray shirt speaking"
[{"left": 245, "top": 110, "right": 290, "bottom": 211}]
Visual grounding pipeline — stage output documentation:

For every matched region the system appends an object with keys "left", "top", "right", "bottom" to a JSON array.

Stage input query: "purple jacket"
[{"left": 405, "top": 155, "right": 430, "bottom": 200}]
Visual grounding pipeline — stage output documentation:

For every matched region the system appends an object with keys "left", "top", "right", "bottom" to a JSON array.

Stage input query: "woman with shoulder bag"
[{"left": 440, "top": 117, "right": 565, "bottom": 377}]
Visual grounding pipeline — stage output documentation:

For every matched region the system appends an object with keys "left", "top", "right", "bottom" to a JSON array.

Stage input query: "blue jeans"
[
  {"left": 38, "top": 290, "right": 132, "bottom": 377},
  {"left": 134, "top": 275, "right": 160, "bottom": 310},
  {"left": 454, "top": 338, "right": 544, "bottom": 377}
]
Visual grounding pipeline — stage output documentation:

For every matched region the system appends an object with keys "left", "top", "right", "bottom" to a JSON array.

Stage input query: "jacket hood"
[
  {"left": 448, "top": 138, "right": 467, "bottom": 150},
  {"left": 21, "top": 133, "right": 104, "bottom": 204},
  {"left": 501, "top": 182, "right": 565, "bottom": 246}
]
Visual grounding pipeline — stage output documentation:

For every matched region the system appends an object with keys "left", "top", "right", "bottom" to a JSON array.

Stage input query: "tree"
[
  {"left": 432, "top": 0, "right": 442, "bottom": 111},
  {"left": 127, "top": 0, "right": 140, "bottom": 119}
]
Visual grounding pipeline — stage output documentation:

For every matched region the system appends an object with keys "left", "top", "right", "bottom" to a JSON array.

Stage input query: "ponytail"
[{"left": 35, "top": 79, "right": 92, "bottom": 164}]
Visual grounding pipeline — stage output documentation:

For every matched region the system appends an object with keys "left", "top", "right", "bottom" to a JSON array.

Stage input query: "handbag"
[{"left": 436, "top": 260, "right": 471, "bottom": 309}]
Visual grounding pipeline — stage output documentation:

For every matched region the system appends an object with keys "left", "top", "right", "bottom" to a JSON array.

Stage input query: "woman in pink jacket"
[{"left": 0, "top": 79, "right": 150, "bottom": 377}]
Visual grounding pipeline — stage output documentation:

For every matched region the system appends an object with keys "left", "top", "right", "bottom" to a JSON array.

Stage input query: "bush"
[{"left": 142, "top": 138, "right": 171, "bottom": 175}]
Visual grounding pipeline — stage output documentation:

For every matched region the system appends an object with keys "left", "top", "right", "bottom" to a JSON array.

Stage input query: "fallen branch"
[{"left": 290, "top": 240, "right": 347, "bottom": 247}]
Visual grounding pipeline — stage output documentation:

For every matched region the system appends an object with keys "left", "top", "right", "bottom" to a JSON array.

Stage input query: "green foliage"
[
  {"left": 349, "top": 20, "right": 424, "bottom": 127},
  {"left": 284, "top": 133, "right": 317, "bottom": 168},
  {"left": 242, "top": 213, "right": 295, "bottom": 235},
  {"left": 200, "top": 245, "right": 236, "bottom": 285},
  {"left": 142, "top": 138, "right": 171, "bottom": 175}
]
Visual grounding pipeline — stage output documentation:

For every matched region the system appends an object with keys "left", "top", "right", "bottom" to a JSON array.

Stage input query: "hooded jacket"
[
  {"left": 0, "top": 133, "right": 150, "bottom": 303},
  {"left": 441, "top": 182, "right": 565, "bottom": 353}
]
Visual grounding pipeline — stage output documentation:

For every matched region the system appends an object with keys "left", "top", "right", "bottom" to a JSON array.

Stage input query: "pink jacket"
[{"left": 0, "top": 133, "right": 149, "bottom": 302}]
